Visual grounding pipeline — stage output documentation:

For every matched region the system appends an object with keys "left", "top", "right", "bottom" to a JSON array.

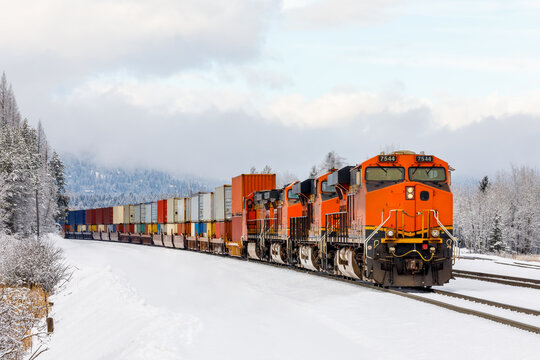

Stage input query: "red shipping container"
[
  {"left": 96, "top": 208, "right": 103, "bottom": 225},
  {"left": 231, "top": 216, "right": 242, "bottom": 242},
  {"left": 216, "top": 221, "right": 232, "bottom": 240},
  {"left": 232, "top": 174, "right": 276, "bottom": 215},
  {"left": 104, "top": 207, "right": 113, "bottom": 225},
  {"left": 85, "top": 209, "right": 91, "bottom": 225},
  {"left": 157, "top": 200, "right": 168, "bottom": 223},
  {"left": 117, "top": 224, "right": 124, "bottom": 233}
]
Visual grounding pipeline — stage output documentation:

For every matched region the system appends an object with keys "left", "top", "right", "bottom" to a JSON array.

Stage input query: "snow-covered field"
[{"left": 41, "top": 235, "right": 539, "bottom": 360}]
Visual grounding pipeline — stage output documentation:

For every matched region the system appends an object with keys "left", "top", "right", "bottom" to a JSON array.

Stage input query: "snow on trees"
[
  {"left": 454, "top": 166, "right": 540, "bottom": 255},
  {"left": 0, "top": 74, "right": 64, "bottom": 236}
]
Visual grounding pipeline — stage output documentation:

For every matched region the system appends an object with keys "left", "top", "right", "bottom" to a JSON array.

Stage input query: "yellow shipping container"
[
  {"left": 165, "top": 224, "right": 176, "bottom": 235},
  {"left": 207, "top": 222, "right": 216, "bottom": 238},
  {"left": 98, "top": 224, "right": 106, "bottom": 232}
]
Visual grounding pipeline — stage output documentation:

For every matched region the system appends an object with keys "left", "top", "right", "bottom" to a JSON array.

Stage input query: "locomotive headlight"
[
  {"left": 386, "top": 229, "right": 395, "bottom": 238},
  {"left": 406, "top": 187, "right": 415, "bottom": 200},
  {"left": 431, "top": 229, "right": 440, "bottom": 237}
]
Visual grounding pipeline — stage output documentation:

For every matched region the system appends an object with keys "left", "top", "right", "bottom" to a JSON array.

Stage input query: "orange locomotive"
[{"left": 241, "top": 151, "right": 457, "bottom": 287}]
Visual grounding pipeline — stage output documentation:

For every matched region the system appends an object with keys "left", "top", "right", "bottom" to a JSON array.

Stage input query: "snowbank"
[{"left": 42, "top": 236, "right": 539, "bottom": 360}]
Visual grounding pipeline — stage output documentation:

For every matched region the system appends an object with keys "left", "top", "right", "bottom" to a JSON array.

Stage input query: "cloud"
[
  {"left": 48, "top": 88, "right": 540, "bottom": 181},
  {"left": 0, "top": 0, "right": 280, "bottom": 74},
  {"left": 282, "top": 0, "right": 406, "bottom": 28},
  {"left": 61, "top": 74, "right": 540, "bottom": 131}
]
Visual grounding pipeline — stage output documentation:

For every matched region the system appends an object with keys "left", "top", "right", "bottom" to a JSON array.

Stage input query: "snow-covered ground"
[{"left": 41, "top": 235, "right": 539, "bottom": 360}]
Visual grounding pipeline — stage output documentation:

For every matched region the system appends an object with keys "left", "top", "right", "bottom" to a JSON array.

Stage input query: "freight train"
[{"left": 64, "top": 151, "right": 458, "bottom": 287}]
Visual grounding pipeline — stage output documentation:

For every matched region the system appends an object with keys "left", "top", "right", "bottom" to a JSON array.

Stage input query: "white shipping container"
[
  {"left": 151, "top": 202, "right": 158, "bottom": 223},
  {"left": 123, "top": 206, "right": 130, "bottom": 224},
  {"left": 191, "top": 195, "right": 200, "bottom": 222},
  {"left": 213, "top": 185, "right": 232, "bottom": 221},
  {"left": 167, "top": 198, "right": 179, "bottom": 223},
  {"left": 113, "top": 206, "right": 123, "bottom": 224},
  {"left": 144, "top": 203, "right": 152, "bottom": 224},
  {"left": 134, "top": 204, "right": 141, "bottom": 224},
  {"left": 140, "top": 204, "right": 146, "bottom": 224},
  {"left": 129, "top": 205, "right": 135, "bottom": 224},
  {"left": 185, "top": 198, "right": 191, "bottom": 222},
  {"left": 176, "top": 198, "right": 185, "bottom": 223},
  {"left": 199, "top": 192, "right": 213, "bottom": 222}
]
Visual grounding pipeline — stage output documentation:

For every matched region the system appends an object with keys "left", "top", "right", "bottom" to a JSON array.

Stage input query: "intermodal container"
[
  {"left": 96, "top": 208, "right": 103, "bottom": 225},
  {"left": 214, "top": 185, "right": 232, "bottom": 221},
  {"left": 85, "top": 209, "right": 92, "bottom": 225},
  {"left": 232, "top": 174, "right": 276, "bottom": 215},
  {"left": 157, "top": 200, "right": 167, "bottom": 223},
  {"left": 129, "top": 205, "right": 135, "bottom": 224},
  {"left": 134, "top": 204, "right": 141, "bottom": 224},
  {"left": 123, "top": 205, "right": 129, "bottom": 224},
  {"left": 76, "top": 210, "right": 86, "bottom": 225},
  {"left": 165, "top": 223, "right": 176, "bottom": 235},
  {"left": 191, "top": 195, "right": 200, "bottom": 222},
  {"left": 144, "top": 203, "right": 152, "bottom": 224},
  {"left": 104, "top": 207, "right": 113, "bottom": 225},
  {"left": 151, "top": 202, "right": 158, "bottom": 223},
  {"left": 191, "top": 222, "right": 207, "bottom": 237},
  {"left": 140, "top": 204, "right": 146, "bottom": 224},
  {"left": 231, "top": 215, "right": 243, "bottom": 242},
  {"left": 113, "top": 206, "right": 123, "bottom": 224},
  {"left": 199, "top": 193, "right": 213, "bottom": 222},
  {"left": 176, "top": 198, "right": 186, "bottom": 222},
  {"left": 167, "top": 198, "right": 179, "bottom": 223},
  {"left": 216, "top": 221, "right": 232, "bottom": 240},
  {"left": 177, "top": 198, "right": 191, "bottom": 222}
]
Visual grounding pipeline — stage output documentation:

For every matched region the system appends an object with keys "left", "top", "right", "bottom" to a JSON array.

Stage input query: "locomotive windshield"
[
  {"left": 321, "top": 180, "right": 336, "bottom": 193},
  {"left": 287, "top": 189, "right": 299, "bottom": 200},
  {"left": 365, "top": 167, "right": 405, "bottom": 182},
  {"left": 409, "top": 167, "right": 446, "bottom": 182}
]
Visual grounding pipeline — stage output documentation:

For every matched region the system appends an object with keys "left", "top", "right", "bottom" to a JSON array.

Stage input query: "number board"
[
  {"left": 379, "top": 155, "right": 397, "bottom": 162},
  {"left": 416, "top": 155, "right": 433, "bottom": 162}
]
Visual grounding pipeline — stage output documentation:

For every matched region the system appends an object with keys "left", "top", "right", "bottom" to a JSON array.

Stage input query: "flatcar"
[{"left": 64, "top": 150, "right": 458, "bottom": 287}]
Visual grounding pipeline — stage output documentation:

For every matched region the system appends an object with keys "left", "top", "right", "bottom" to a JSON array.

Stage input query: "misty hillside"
[{"left": 64, "top": 156, "right": 218, "bottom": 209}]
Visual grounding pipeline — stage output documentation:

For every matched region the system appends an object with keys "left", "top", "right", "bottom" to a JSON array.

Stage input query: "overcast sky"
[{"left": 2, "top": 0, "right": 539, "bottom": 181}]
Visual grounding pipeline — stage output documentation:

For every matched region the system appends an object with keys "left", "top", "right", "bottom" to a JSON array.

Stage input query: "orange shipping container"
[
  {"left": 157, "top": 200, "right": 168, "bottom": 223},
  {"left": 232, "top": 174, "right": 276, "bottom": 215}
]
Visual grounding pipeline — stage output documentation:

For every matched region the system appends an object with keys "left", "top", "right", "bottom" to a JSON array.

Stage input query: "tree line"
[
  {"left": 0, "top": 73, "right": 68, "bottom": 236},
  {"left": 454, "top": 166, "right": 540, "bottom": 255}
]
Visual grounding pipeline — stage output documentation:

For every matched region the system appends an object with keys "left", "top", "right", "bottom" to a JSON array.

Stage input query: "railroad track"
[
  {"left": 452, "top": 270, "right": 540, "bottom": 289},
  {"left": 67, "top": 235, "right": 540, "bottom": 335},
  {"left": 494, "top": 261, "right": 540, "bottom": 271}
]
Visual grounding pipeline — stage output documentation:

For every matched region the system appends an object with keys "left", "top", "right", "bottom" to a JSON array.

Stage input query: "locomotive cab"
[{"left": 360, "top": 151, "right": 455, "bottom": 287}]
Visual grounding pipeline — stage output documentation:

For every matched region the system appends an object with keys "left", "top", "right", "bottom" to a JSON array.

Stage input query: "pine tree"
[
  {"left": 488, "top": 213, "right": 504, "bottom": 253},
  {"left": 49, "top": 152, "right": 69, "bottom": 223},
  {"left": 479, "top": 176, "right": 489, "bottom": 193}
]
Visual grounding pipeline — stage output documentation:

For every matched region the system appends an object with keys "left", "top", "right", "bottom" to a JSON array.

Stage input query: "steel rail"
[
  {"left": 453, "top": 270, "right": 540, "bottom": 289},
  {"left": 432, "top": 289, "right": 540, "bottom": 316}
]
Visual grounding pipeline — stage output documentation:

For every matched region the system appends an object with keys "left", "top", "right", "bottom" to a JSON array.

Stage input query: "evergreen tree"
[
  {"left": 49, "top": 152, "right": 69, "bottom": 223},
  {"left": 479, "top": 176, "right": 489, "bottom": 193},
  {"left": 488, "top": 213, "right": 505, "bottom": 252}
]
